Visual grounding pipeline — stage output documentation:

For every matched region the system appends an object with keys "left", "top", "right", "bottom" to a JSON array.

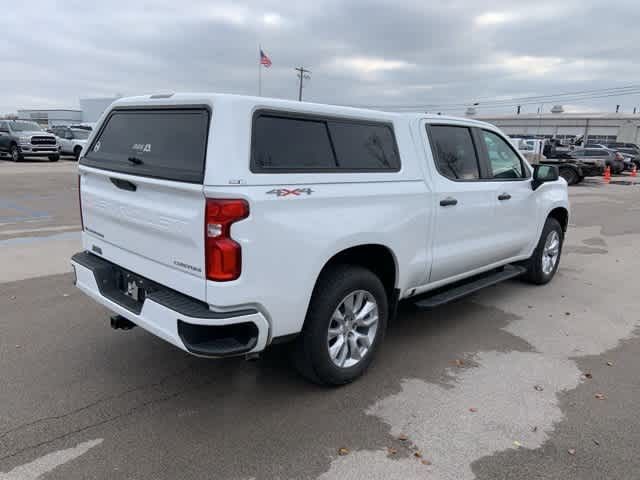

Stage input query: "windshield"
[
  {"left": 71, "top": 129, "right": 90, "bottom": 139},
  {"left": 10, "top": 121, "right": 43, "bottom": 132}
]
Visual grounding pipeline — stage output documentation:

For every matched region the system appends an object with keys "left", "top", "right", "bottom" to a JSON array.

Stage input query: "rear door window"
[
  {"left": 428, "top": 125, "right": 480, "bottom": 180},
  {"left": 82, "top": 108, "right": 210, "bottom": 183}
]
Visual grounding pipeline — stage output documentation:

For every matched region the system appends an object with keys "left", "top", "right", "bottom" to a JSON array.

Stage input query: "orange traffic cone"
[
  {"left": 603, "top": 165, "right": 611, "bottom": 183},
  {"left": 632, "top": 164, "right": 638, "bottom": 177}
]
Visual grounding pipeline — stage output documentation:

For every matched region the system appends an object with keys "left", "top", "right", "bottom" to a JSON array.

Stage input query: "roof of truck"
[{"left": 111, "top": 93, "right": 493, "bottom": 128}]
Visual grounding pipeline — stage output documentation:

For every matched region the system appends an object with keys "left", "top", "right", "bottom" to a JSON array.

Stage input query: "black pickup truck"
[{"left": 0, "top": 120, "right": 60, "bottom": 162}]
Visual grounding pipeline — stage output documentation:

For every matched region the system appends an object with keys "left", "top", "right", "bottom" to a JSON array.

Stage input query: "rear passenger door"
[
  {"left": 477, "top": 129, "right": 537, "bottom": 260},
  {"left": 425, "top": 124, "right": 502, "bottom": 283}
]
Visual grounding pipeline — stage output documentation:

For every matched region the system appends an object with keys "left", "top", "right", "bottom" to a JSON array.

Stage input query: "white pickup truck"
[{"left": 71, "top": 94, "right": 569, "bottom": 385}]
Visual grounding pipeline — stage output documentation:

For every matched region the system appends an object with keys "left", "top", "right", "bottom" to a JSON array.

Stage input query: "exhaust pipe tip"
[{"left": 110, "top": 315, "right": 136, "bottom": 330}]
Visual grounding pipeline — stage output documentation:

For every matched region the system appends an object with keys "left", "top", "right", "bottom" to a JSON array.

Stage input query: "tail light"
[
  {"left": 205, "top": 199, "right": 249, "bottom": 281},
  {"left": 78, "top": 175, "right": 84, "bottom": 231}
]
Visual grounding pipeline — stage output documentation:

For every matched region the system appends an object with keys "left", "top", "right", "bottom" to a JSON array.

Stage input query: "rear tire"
[
  {"left": 49, "top": 154, "right": 60, "bottom": 162},
  {"left": 559, "top": 167, "right": 578, "bottom": 185},
  {"left": 10, "top": 144, "right": 22, "bottom": 162},
  {"left": 291, "top": 265, "right": 388, "bottom": 385},
  {"left": 522, "top": 217, "right": 563, "bottom": 285}
]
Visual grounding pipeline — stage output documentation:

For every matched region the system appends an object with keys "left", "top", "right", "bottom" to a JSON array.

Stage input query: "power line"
[{"left": 350, "top": 84, "right": 640, "bottom": 111}]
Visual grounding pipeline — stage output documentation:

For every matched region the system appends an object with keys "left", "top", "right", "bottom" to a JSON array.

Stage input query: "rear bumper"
[{"left": 71, "top": 251, "right": 269, "bottom": 357}]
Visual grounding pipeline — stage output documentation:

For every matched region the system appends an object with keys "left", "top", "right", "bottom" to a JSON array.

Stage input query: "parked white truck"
[{"left": 71, "top": 94, "right": 569, "bottom": 385}]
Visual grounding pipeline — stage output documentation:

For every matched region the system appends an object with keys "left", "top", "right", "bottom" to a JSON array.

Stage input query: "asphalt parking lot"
[{"left": 1, "top": 160, "right": 639, "bottom": 480}]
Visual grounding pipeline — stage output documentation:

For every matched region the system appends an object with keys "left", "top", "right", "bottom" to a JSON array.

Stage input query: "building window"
[{"left": 586, "top": 135, "right": 617, "bottom": 144}]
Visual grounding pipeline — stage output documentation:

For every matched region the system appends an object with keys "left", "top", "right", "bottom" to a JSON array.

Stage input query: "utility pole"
[{"left": 295, "top": 66, "right": 311, "bottom": 101}]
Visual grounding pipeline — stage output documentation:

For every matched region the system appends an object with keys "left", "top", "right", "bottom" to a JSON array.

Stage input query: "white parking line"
[{"left": 0, "top": 439, "right": 103, "bottom": 480}]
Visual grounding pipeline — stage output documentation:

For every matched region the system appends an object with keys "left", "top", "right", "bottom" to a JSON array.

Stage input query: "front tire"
[
  {"left": 74, "top": 146, "right": 82, "bottom": 161},
  {"left": 49, "top": 154, "right": 60, "bottom": 162},
  {"left": 292, "top": 265, "right": 388, "bottom": 385},
  {"left": 522, "top": 217, "right": 563, "bottom": 285},
  {"left": 10, "top": 144, "right": 23, "bottom": 162}
]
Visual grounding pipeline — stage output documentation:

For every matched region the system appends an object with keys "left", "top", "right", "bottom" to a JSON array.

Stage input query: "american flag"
[{"left": 260, "top": 49, "right": 272, "bottom": 68}]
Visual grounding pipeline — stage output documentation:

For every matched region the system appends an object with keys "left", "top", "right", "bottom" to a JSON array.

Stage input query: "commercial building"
[
  {"left": 17, "top": 96, "right": 121, "bottom": 128},
  {"left": 474, "top": 108, "right": 640, "bottom": 145},
  {"left": 16, "top": 109, "right": 82, "bottom": 128},
  {"left": 79, "top": 96, "right": 120, "bottom": 123}
]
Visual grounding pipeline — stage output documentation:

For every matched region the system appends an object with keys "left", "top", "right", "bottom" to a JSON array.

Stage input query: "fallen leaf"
[
  {"left": 513, "top": 441, "right": 522, "bottom": 448},
  {"left": 398, "top": 434, "right": 408, "bottom": 441},
  {"left": 593, "top": 439, "right": 600, "bottom": 446},
  {"left": 421, "top": 460, "right": 432, "bottom": 466},
  {"left": 469, "top": 407, "right": 478, "bottom": 413},
  {"left": 532, "top": 426, "right": 538, "bottom": 432},
  {"left": 10, "top": 296, "right": 16, "bottom": 300},
  {"left": 606, "top": 361, "right": 614, "bottom": 367},
  {"left": 568, "top": 448, "right": 576, "bottom": 456},
  {"left": 15, "top": 345, "right": 21, "bottom": 349},
  {"left": 338, "top": 447, "right": 349, "bottom": 456},
  {"left": 387, "top": 447, "right": 397, "bottom": 456},
  {"left": 453, "top": 359, "right": 465, "bottom": 367},
  {"left": 534, "top": 385, "right": 544, "bottom": 392},
  {"left": 414, "top": 452, "right": 422, "bottom": 458},
  {"left": 594, "top": 393, "right": 606, "bottom": 400},
  {"left": 565, "top": 312, "right": 571, "bottom": 316},
  {"left": 584, "top": 373, "right": 593, "bottom": 379}
]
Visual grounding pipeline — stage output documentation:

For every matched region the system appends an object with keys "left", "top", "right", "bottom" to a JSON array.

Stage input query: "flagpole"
[{"left": 258, "top": 45, "right": 262, "bottom": 96}]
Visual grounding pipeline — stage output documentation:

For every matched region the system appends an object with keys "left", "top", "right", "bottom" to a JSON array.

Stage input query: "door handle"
[
  {"left": 439, "top": 197, "right": 458, "bottom": 207},
  {"left": 110, "top": 178, "right": 137, "bottom": 192},
  {"left": 498, "top": 193, "right": 511, "bottom": 201}
]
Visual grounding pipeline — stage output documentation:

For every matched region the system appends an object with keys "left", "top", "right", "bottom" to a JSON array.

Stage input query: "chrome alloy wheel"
[
  {"left": 542, "top": 230, "right": 560, "bottom": 275},
  {"left": 327, "top": 290, "right": 379, "bottom": 368}
]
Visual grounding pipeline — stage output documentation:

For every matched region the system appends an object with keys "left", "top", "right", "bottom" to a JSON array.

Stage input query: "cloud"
[
  {"left": 474, "top": 11, "right": 518, "bottom": 26},
  {"left": 0, "top": 0, "right": 638, "bottom": 115},
  {"left": 329, "top": 56, "right": 415, "bottom": 75}
]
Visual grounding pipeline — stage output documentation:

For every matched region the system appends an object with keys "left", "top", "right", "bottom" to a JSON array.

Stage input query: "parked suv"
[
  {"left": 71, "top": 94, "right": 569, "bottom": 385},
  {"left": 51, "top": 125, "right": 90, "bottom": 160},
  {"left": 0, "top": 120, "right": 60, "bottom": 162},
  {"left": 569, "top": 148, "right": 625, "bottom": 174}
]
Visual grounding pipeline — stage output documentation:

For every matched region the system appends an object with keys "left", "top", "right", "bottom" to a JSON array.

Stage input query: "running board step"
[{"left": 413, "top": 265, "right": 526, "bottom": 309}]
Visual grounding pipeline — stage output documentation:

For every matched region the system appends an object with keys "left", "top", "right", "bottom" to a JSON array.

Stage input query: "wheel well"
[
  {"left": 74, "top": 145, "right": 82, "bottom": 152},
  {"left": 549, "top": 207, "right": 569, "bottom": 232},
  {"left": 318, "top": 244, "right": 397, "bottom": 299}
]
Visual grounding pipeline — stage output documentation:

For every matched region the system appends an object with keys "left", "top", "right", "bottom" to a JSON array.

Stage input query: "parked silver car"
[{"left": 568, "top": 148, "right": 625, "bottom": 174}]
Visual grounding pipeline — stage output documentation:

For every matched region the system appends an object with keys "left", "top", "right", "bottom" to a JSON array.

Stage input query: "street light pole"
[{"left": 295, "top": 66, "right": 311, "bottom": 101}]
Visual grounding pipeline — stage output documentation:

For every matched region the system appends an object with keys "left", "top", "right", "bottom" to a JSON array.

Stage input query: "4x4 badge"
[{"left": 266, "top": 188, "right": 313, "bottom": 197}]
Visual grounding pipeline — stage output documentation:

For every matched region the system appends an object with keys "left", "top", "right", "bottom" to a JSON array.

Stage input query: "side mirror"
[{"left": 532, "top": 164, "right": 559, "bottom": 190}]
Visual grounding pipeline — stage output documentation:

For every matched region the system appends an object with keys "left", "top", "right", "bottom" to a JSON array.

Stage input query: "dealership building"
[
  {"left": 473, "top": 107, "right": 640, "bottom": 145},
  {"left": 17, "top": 96, "right": 121, "bottom": 128}
]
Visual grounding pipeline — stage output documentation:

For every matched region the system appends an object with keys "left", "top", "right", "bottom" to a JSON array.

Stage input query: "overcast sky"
[{"left": 2, "top": 0, "right": 640, "bottom": 116}]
